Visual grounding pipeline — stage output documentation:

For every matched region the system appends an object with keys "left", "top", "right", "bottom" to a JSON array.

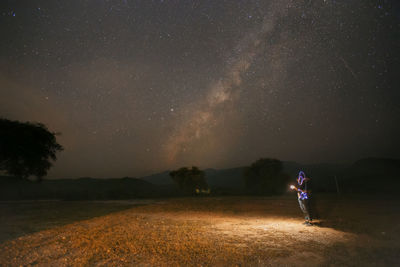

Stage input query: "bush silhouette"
[
  {"left": 0, "top": 118, "right": 63, "bottom": 181},
  {"left": 243, "top": 158, "right": 289, "bottom": 195},
  {"left": 169, "top": 166, "right": 208, "bottom": 195}
]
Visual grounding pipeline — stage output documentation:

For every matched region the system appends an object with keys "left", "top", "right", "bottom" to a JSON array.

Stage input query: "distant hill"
[
  {"left": 204, "top": 167, "right": 245, "bottom": 188},
  {"left": 348, "top": 157, "right": 400, "bottom": 177},
  {"left": 1, "top": 157, "right": 398, "bottom": 200},
  {"left": 339, "top": 157, "right": 400, "bottom": 193},
  {"left": 140, "top": 171, "right": 171, "bottom": 185},
  {"left": 140, "top": 167, "right": 246, "bottom": 188},
  {"left": 282, "top": 161, "right": 349, "bottom": 177},
  {"left": 140, "top": 162, "right": 351, "bottom": 193}
]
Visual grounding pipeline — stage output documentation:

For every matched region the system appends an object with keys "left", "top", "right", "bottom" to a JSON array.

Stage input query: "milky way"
[
  {"left": 165, "top": 2, "right": 289, "bottom": 166},
  {"left": 0, "top": 1, "right": 399, "bottom": 178}
]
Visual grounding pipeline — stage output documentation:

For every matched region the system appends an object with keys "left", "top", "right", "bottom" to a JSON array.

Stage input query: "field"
[{"left": 1, "top": 195, "right": 400, "bottom": 266}]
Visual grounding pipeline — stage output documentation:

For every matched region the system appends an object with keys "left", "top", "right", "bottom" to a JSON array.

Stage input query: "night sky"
[{"left": 1, "top": 0, "right": 399, "bottom": 178}]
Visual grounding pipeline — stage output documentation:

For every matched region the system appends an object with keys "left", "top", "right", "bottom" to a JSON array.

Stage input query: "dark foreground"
[{"left": 1, "top": 195, "right": 400, "bottom": 266}]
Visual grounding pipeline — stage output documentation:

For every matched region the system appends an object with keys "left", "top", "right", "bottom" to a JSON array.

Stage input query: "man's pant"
[{"left": 298, "top": 198, "right": 312, "bottom": 221}]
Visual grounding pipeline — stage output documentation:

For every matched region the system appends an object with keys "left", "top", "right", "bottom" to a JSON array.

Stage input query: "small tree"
[
  {"left": 169, "top": 166, "right": 208, "bottom": 195},
  {"left": 243, "top": 158, "right": 289, "bottom": 195},
  {"left": 0, "top": 118, "right": 63, "bottom": 181}
]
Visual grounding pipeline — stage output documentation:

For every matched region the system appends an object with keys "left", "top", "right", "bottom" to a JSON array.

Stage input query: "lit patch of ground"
[{"left": 1, "top": 196, "right": 399, "bottom": 266}]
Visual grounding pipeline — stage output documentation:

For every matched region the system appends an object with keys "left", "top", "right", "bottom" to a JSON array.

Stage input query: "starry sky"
[{"left": 1, "top": 0, "right": 399, "bottom": 178}]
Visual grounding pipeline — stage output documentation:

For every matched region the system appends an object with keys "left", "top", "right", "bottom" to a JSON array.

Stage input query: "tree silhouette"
[
  {"left": 243, "top": 158, "right": 289, "bottom": 195},
  {"left": 0, "top": 118, "right": 63, "bottom": 181},
  {"left": 169, "top": 166, "right": 208, "bottom": 194}
]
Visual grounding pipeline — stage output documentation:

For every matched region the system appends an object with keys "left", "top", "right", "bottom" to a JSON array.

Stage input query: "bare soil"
[{"left": 1, "top": 195, "right": 400, "bottom": 266}]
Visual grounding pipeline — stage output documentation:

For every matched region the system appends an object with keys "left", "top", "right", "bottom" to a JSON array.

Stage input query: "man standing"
[{"left": 291, "top": 171, "right": 314, "bottom": 226}]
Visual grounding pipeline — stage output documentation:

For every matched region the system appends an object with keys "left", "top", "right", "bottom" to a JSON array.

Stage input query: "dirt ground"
[{"left": 1, "top": 195, "right": 400, "bottom": 266}]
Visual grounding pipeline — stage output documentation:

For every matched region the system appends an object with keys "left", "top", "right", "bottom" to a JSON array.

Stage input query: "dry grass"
[{"left": 1, "top": 195, "right": 400, "bottom": 266}]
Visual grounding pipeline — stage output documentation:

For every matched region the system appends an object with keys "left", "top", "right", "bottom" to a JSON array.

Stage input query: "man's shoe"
[{"left": 303, "top": 221, "right": 313, "bottom": 226}]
